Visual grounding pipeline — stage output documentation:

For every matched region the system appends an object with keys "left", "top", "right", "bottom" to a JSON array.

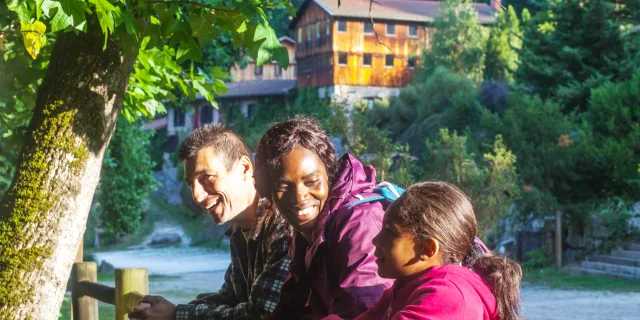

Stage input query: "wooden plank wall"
[
  {"left": 293, "top": 2, "right": 333, "bottom": 87},
  {"left": 333, "top": 19, "right": 429, "bottom": 87},
  {"left": 294, "top": 1, "right": 435, "bottom": 88}
]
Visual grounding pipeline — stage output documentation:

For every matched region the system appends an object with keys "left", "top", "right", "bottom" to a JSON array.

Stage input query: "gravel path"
[{"left": 521, "top": 285, "right": 640, "bottom": 320}]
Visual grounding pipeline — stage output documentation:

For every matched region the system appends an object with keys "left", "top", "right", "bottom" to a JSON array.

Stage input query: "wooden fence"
[{"left": 68, "top": 262, "right": 148, "bottom": 320}]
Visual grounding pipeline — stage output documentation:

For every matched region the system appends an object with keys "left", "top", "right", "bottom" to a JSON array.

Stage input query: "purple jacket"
[
  {"left": 273, "top": 154, "right": 394, "bottom": 319},
  {"left": 346, "top": 264, "right": 500, "bottom": 320}
]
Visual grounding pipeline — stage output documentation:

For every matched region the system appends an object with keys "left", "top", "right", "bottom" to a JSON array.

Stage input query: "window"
[
  {"left": 316, "top": 21, "right": 321, "bottom": 46},
  {"left": 364, "top": 21, "right": 373, "bottom": 34},
  {"left": 363, "top": 53, "right": 372, "bottom": 67},
  {"left": 173, "top": 109, "right": 185, "bottom": 127},
  {"left": 386, "top": 23, "right": 395, "bottom": 36},
  {"left": 275, "top": 64, "right": 283, "bottom": 76},
  {"left": 226, "top": 105, "right": 234, "bottom": 123},
  {"left": 307, "top": 25, "right": 311, "bottom": 50},
  {"left": 247, "top": 103, "right": 256, "bottom": 119},
  {"left": 326, "top": 19, "right": 331, "bottom": 35},
  {"left": 408, "top": 56, "right": 417, "bottom": 69},
  {"left": 337, "top": 20, "right": 347, "bottom": 33},
  {"left": 254, "top": 64, "right": 263, "bottom": 76},
  {"left": 338, "top": 52, "right": 347, "bottom": 65},
  {"left": 297, "top": 28, "right": 302, "bottom": 43},
  {"left": 200, "top": 105, "right": 213, "bottom": 124},
  {"left": 385, "top": 54, "right": 394, "bottom": 68},
  {"left": 408, "top": 24, "right": 418, "bottom": 37}
]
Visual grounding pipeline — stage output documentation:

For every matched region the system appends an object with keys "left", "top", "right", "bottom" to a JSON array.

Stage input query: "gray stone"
[
  {"left": 632, "top": 201, "right": 640, "bottom": 215},
  {"left": 565, "top": 229, "right": 585, "bottom": 249},
  {"left": 99, "top": 260, "right": 115, "bottom": 275},
  {"left": 150, "top": 233, "right": 182, "bottom": 246}
]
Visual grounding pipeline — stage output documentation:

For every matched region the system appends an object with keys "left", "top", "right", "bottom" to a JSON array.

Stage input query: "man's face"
[{"left": 183, "top": 147, "right": 250, "bottom": 225}]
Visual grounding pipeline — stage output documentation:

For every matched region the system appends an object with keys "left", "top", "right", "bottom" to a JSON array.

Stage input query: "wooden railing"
[{"left": 69, "top": 262, "right": 148, "bottom": 320}]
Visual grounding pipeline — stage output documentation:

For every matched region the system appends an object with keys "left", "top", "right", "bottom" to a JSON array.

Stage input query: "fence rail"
[{"left": 68, "top": 262, "right": 148, "bottom": 320}]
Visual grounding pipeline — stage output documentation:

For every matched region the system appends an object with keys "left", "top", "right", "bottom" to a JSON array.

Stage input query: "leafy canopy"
[{"left": 2, "top": 0, "right": 291, "bottom": 124}]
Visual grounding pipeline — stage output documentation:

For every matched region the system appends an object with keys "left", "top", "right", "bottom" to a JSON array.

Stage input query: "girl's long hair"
[{"left": 397, "top": 181, "right": 522, "bottom": 320}]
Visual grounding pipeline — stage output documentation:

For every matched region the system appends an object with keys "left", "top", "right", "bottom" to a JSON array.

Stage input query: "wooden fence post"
[
  {"left": 555, "top": 210, "right": 562, "bottom": 270},
  {"left": 71, "top": 262, "right": 98, "bottom": 320},
  {"left": 115, "top": 268, "right": 148, "bottom": 320}
]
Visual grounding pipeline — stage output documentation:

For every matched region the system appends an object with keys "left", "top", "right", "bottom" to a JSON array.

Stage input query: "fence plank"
[
  {"left": 115, "top": 268, "right": 148, "bottom": 320},
  {"left": 71, "top": 262, "right": 98, "bottom": 320},
  {"left": 74, "top": 281, "right": 116, "bottom": 305}
]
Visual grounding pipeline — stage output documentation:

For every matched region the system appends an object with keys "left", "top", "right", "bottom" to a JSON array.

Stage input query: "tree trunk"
[{"left": 0, "top": 18, "right": 138, "bottom": 319}]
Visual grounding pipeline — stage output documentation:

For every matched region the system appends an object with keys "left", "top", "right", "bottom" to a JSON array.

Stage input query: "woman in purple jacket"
[{"left": 255, "top": 116, "right": 393, "bottom": 319}]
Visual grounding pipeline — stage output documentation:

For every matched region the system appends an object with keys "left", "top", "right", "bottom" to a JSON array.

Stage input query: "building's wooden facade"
[
  {"left": 291, "top": 0, "right": 496, "bottom": 90},
  {"left": 293, "top": 1, "right": 430, "bottom": 88}
]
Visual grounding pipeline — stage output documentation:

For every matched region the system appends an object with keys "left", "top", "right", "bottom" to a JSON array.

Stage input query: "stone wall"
[{"left": 153, "top": 168, "right": 182, "bottom": 205}]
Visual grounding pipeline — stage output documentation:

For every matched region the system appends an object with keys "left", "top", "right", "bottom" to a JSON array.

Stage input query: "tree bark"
[{"left": 0, "top": 18, "right": 138, "bottom": 319}]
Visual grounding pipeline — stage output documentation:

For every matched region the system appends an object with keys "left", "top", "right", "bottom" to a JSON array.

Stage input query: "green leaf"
[
  {"left": 42, "top": 0, "right": 90, "bottom": 32},
  {"left": 7, "top": 0, "right": 34, "bottom": 22},
  {"left": 284, "top": 2, "right": 296, "bottom": 17},
  {"left": 253, "top": 22, "right": 289, "bottom": 68},
  {"left": 91, "top": 0, "right": 117, "bottom": 47},
  {"left": 189, "top": 11, "right": 216, "bottom": 47}
]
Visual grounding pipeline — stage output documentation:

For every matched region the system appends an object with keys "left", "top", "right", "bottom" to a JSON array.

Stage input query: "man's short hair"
[{"left": 178, "top": 123, "right": 251, "bottom": 171}]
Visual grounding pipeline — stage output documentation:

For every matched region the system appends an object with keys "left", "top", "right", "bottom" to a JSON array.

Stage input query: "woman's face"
[{"left": 272, "top": 144, "right": 330, "bottom": 235}]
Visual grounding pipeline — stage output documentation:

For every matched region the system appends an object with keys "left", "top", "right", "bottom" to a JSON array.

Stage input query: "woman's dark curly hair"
[{"left": 254, "top": 115, "right": 339, "bottom": 197}]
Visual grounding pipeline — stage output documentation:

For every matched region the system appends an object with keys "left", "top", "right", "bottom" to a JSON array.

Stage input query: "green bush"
[
  {"left": 523, "top": 246, "right": 553, "bottom": 269},
  {"left": 99, "top": 118, "right": 157, "bottom": 244},
  {"left": 587, "top": 199, "right": 635, "bottom": 253},
  {"left": 423, "top": 129, "right": 520, "bottom": 240}
]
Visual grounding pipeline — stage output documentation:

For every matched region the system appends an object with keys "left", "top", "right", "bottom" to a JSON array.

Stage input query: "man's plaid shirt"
[{"left": 175, "top": 198, "right": 292, "bottom": 320}]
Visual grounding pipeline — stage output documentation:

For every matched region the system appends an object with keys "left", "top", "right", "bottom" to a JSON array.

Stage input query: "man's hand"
[{"left": 128, "top": 295, "right": 176, "bottom": 320}]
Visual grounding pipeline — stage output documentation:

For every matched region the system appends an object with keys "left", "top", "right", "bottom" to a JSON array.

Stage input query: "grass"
[
  {"left": 59, "top": 297, "right": 116, "bottom": 319},
  {"left": 147, "top": 194, "right": 226, "bottom": 249},
  {"left": 523, "top": 267, "right": 640, "bottom": 293},
  {"left": 84, "top": 207, "right": 157, "bottom": 255},
  {"left": 97, "top": 274, "right": 180, "bottom": 282}
]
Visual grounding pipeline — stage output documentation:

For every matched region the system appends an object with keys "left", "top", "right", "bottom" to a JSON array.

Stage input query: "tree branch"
[
  {"left": 146, "top": 0, "right": 279, "bottom": 13},
  {"left": 368, "top": 0, "right": 399, "bottom": 58}
]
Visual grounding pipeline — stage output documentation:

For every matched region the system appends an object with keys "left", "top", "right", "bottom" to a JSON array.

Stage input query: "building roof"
[
  {"left": 291, "top": 0, "right": 496, "bottom": 28},
  {"left": 278, "top": 36, "right": 296, "bottom": 44},
  {"left": 215, "top": 80, "right": 297, "bottom": 99}
]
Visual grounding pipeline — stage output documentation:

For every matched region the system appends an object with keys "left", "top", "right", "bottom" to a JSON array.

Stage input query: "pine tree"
[
  {"left": 517, "top": 0, "right": 631, "bottom": 111},
  {"left": 485, "top": 5, "right": 522, "bottom": 82},
  {"left": 422, "top": 0, "right": 489, "bottom": 82}
]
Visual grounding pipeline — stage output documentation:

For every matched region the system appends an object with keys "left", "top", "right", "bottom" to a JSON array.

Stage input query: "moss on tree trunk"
[{"left": 0, "top": 17, "right": 138, "bottom": 319}]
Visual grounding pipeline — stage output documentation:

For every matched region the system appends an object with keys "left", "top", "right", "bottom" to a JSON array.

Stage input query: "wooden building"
[{"left": 290, "top": 0, "right": 497, "bottom": 104}]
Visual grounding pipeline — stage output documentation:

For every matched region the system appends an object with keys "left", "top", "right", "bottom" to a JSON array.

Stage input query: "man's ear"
[
  {"left": 235, "top": 155, "right": 253, "bottom": 179},
  {"left": 419, "top": 238, "right": 440, "bottom": 261}
]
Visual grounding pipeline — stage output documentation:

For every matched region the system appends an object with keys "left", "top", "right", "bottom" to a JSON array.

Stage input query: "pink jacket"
[
  {"left": 273, "top": 154, "right": 394, "bottom": 319},
  {"left": 347, "top": 264, "right": 499, "bottom": 320}
]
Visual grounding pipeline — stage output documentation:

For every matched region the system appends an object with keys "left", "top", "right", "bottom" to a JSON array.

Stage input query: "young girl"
[{"left": 343, "top": 181, "right": 523, "bottom": 320}]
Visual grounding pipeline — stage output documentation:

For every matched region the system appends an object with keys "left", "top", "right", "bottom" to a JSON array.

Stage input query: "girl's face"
[
  {"left": 272, "top": 144, "right": 330, "bottom": 235},
  {"left": 372, "top": 201, "right": 440, "bottom": 282}
]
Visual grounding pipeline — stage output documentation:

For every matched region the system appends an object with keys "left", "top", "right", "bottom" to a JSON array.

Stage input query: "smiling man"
[{"left": 129, "top": 124, "right": 292, "bottom": 320}]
